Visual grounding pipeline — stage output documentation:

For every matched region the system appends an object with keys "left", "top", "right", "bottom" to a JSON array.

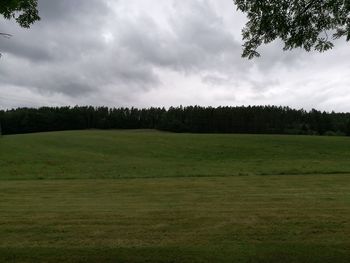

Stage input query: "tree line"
[{"left": 0, "top": 105, "right": 350, "bottom": 136}]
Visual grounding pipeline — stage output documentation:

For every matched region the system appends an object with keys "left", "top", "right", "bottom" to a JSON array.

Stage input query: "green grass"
[
  {"left": 1, "top": 130, "right": 350, "bottom": 180},
  {"left": 1, "top": 130, "right": 350, "bottom": 262}
]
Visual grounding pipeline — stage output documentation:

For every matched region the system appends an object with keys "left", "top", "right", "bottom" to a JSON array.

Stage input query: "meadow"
[{"left": 1, "top": 130, "right": 350, "bottom": 262}]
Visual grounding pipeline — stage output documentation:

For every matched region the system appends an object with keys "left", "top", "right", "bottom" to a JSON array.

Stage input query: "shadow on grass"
[{"left": 1, "top": 243, "right": 350, "bottom": 263}]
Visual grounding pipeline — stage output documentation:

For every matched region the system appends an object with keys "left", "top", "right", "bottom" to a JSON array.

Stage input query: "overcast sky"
[{"left": 0, "top": 0, "right": 349, "bottom": 112}]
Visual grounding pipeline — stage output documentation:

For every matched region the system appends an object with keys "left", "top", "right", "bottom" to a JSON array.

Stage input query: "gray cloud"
[{"left": 0, "top": 0, "right": 349, "bottom": 111}]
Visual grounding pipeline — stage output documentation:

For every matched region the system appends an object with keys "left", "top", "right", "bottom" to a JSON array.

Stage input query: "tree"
[
  {"left": 0, "top": 0, "right": 40, "bottom": 28},
  {"left": 234, "top": 0, "right": 350, "bottom": 59},
  {"left": 0, "top": 0, "right": 40, "bottom": 56},
  {"left": 346, "top": 119, "right": 350, "bottom": 136}
]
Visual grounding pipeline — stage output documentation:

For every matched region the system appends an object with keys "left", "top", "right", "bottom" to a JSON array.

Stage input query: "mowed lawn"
[
  {"left": 1, "top": 130, "right": 350, "bottom": 262},
  {"left": 1, "top": 130, "right": 350, "bottom": 180}
]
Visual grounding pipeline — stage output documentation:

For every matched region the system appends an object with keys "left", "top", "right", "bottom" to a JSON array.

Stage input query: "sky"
[{"left": 0, "top": 0, "right": 349, "bottom": 112}]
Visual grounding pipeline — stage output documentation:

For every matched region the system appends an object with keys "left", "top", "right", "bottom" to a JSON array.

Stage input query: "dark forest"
[{"left": 1, "top": 105, "right": 350, "bottom": 136}]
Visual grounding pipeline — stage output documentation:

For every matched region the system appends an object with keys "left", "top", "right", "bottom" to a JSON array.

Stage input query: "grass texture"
[{"left": 1, "top": 130, "right": 350, "bottom": 262}]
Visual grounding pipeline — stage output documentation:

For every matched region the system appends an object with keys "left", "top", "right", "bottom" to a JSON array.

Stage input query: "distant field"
[
  {"left": 1, "top": 130, "right": 350, "bottom": 262},
  {"left": 1, "top": 130, "right": 350, "bottom": 180}
]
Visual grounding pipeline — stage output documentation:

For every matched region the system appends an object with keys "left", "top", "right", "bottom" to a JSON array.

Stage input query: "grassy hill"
[
  {"left": 1, "top": 130, "right": 350, "bottom": 262},
  {"left": 1, "top": 129, "right": 350, "bottom": 180}
]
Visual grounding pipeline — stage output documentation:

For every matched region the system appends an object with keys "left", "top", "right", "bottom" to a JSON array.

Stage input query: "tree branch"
[
  {"left": 0, "top": 33, "right": 12, "bottom": 57},
  {"left": 0, "top": 33, "right": 12, "bottom": 38},
  {"left": 298, "top": 0, "right": 319, "bottom": 17}
]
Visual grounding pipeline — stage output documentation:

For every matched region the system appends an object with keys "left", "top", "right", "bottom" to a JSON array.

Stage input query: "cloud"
[{"left": 0, "top": 0, "right": 349, "bottom": 111}]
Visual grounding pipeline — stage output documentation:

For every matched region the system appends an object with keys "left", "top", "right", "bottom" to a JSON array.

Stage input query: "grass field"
[{"left": 1, "top": 130, "right": 350, "bottom": 262}]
